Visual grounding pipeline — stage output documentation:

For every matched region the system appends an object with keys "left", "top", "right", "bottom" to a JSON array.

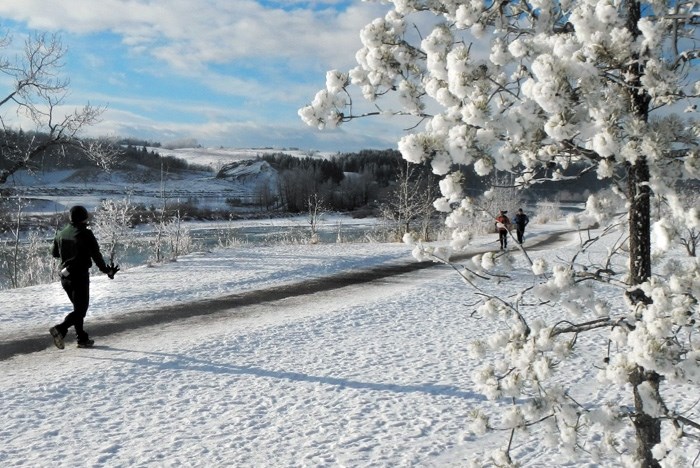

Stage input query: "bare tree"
[
  {"left": 479, "top": 173, "right": 527, "bottom": 220},
  {"left": 381, "top": 161, "right": 438, "bottom": 242},
  {"left": 655, "top": 188, "right": 700, "bottom": 257},
  {"left": 0, "top": 31, "right": 116, "bottom": 185},
  {"left": 307, "top": 193, "right": 327, "bottom": 244},
  {"left": 253, "top": 180, "right": 277, "bottom": 211},
  {"left": 0, "top": 197, "right": 54, "bottom": 289},
  {"left": 91, "top": 197, "right": 136, "bottom": 266}
]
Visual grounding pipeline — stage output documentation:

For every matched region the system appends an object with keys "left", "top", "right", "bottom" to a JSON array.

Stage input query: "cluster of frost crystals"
[
  {"left": 433, "top": 197, "right": 451, "bottom": 213},
  {"left": 615, "top": 266, "right": 700, "bottom": 384},
  {"left": 450, "top": 229, "right": 473, "bottom": 251},
  {"left": 297, "top": 72, "right": 349, "bottom": 129},
  {"left": 398, "top": 79, "right": 425, "bottom": 115},
  {"left": 398, "top": 132, "right": 438, "bottom": 164},
  {"left": 651, "top": 219, "right": 673, "bottom": 252},
  {"left": 404, "top": 234, "right": 453, "bottom": 263},
  {"left": 568, "top": 192, "right": 623, "bottom": 229},
  {"left": 468, "top": 409, "right": 489, "bottom": 435},
  {"left": 421, "top": 24, "right": 452, "bottom": 84},
  {"left": 531, "top": 257, "right": 548, "bottom": 275},
  {"left": 325, "top": 70, "right": 348, "bottom": 94},
  {"left": 441, "top": 197, "right": 482, "bottom": 250},
  {"left": 438, "top": 172, "right": 463, "bottom": 203}
]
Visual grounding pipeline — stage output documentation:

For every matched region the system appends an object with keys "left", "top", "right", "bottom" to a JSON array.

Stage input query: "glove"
[{"left": 107, "top": 262, "right": 120, "bottom": 279}]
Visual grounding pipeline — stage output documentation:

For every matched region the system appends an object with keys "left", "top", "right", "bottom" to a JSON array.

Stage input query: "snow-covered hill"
[
  {"left": 216, "top": 159, "right": 277, "bottom": 185},
  {"left": 4, "top": 147, "right": 340, "bottom": 216},
  {"left": 6, "top": 152, "right": 280, "bottom": 215}
]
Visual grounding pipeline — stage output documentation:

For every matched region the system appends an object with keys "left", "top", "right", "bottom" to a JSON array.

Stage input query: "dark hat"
[{"left": 69, "top": 205, "right": 89, "bottom": 224}]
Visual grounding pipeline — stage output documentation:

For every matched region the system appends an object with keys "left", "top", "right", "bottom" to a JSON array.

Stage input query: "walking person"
[
  {"left": 495, "top": 210, "right": 511, "bottom": 250},
  {"left": 513, "top": 208, "right": 529, "bottom": 244},
  {"left": 49, "top": 205, "right": 119, "bottom": 349}
]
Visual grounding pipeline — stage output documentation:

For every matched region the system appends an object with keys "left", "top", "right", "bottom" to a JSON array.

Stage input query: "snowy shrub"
[
  {"left": 534, "top": 199, "right": 562, "bottom": 225},
  {"left": 0, "top": 230, "right": 56, "bottom": 289},
  {"left": 92, "top": 197, "right": 136, "bottom": 266}
]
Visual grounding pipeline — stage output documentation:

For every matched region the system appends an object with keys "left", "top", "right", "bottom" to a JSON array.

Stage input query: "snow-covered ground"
[{"left": 0, "top": 220, "right": 697, "bottom": 466}]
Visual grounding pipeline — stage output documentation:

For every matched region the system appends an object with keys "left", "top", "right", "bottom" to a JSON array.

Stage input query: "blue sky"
[{"left": 0, "top": 0, "right": 403, "bottom": 152}]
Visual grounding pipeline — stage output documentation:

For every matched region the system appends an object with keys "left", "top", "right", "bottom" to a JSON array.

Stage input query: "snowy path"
[
  {"left": 0, "top": 224, "right": 582, "bottom": 466},
  {"left": 2, "top": 263, "right": 486, "bottom": 466},
  {"left": 0, "top": 227, "right": 573, "bottom": 361}
]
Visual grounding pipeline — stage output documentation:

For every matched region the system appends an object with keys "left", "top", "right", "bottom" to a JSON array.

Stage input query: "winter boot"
[
  {"left": 49, "top": 327, "right": 65, "bottom": 350},
  {"left": 77, "top": 338, "right": 95, "bottom": 348}
]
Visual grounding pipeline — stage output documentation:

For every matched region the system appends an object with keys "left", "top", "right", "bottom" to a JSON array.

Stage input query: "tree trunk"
[
  {"left": 627, "top": 139, "right": 661, "bottom": 468},
  {"left": 628, "top": 158, "right": 652, "bottom": 285},
  {"left": 623, "top": 0, "right": 661, "bottom": 461},
  {"left": 626, "top": 117, "right": 660, "bottom": 468},
  {"left": 630, "top": 368, "right": 662, "bottom": 468}
]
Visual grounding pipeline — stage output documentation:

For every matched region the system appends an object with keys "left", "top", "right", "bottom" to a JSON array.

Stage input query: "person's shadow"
[{"left": 84, "top": 345, "right": 486, "bottom": 401}]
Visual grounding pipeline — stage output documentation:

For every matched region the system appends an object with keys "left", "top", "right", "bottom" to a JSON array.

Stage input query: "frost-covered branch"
[{"left": 550, "top": 317, "right": 615, "bottom": 337}]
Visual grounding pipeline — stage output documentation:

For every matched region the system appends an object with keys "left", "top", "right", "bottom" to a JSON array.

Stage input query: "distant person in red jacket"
[
  {"left": 49, "top": 206, "right": 119, "bottom": 349},
  {"left": 495, "top": 210, "right": 511, "bottom": 250}
]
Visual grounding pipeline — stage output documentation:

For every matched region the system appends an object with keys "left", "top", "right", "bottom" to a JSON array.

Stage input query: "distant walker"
[
  {"left": 513, "top": 208, "right": 530, "bottom": 245},
  {"left": 495, "top": 210, "right": 511, "bottom": 250}
]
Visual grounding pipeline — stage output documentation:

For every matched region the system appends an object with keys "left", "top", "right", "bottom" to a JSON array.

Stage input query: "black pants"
[
  {"left": 56, "top": 271, "right": 90, "bottom": 341},
  {"left": 498, "top": 229, "right": 508, "bottom": 249},
  {"left": 516, "top": 226, "right": 525, "bottom": 244}
]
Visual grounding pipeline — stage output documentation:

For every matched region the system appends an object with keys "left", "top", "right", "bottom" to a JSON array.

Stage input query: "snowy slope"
[
  {"left": 6, "top": 161, "right": 275, "bottom": 215},
  {"left": 0, "top": 221, "right": 697, "bottom": 467}
]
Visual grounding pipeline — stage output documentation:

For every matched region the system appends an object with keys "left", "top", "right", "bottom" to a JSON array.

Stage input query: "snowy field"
[{"left": 0, "top": 220, "right": 697, "bottom": 467}]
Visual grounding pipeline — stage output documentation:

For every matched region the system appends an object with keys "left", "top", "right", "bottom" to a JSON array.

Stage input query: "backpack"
[{"left": 495, "top": 215, "right": 510, "bottom": 231}]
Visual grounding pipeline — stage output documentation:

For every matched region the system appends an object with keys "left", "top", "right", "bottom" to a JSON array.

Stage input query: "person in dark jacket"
[
  {"left": 49, "top": 205, "right": 119, "bottom": 349},
  {"left": 513, "top": 208, "right": 530, "bottom": 244}
]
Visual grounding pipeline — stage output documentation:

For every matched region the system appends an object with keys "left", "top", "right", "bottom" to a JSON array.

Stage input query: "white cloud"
[
  {"left": 0, "top": 0, "right": 400, "bottom": 150},
  {"left": 0, "top": 1, "right": 383, "bottom": 71},
  {"left": 90, "top": 106, "right": 399, "bottom": 152}
]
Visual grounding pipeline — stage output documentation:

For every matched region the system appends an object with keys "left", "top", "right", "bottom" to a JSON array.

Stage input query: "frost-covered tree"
[
  {"left": 91, "top": 198, "right": 135, "bottom": 266},
  {"left": 655, "top": 187, "right": 699, "bottom": 257},
  {"left": 0, "top": 198, "right": 54, "bottom": 289},
  {"left": 380, "top": 160, "right": 439, "bottom": 241},
  {"left": 300, "top": 0, "right": 699, "bottom": 466},
  {"left": 307, "top": 193, "right": 327, "bottom": 244},
  {"left": 0, "top": 31, "right": 116, "bottom": 184}
]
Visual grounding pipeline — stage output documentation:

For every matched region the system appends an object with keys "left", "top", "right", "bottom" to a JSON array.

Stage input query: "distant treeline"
[
  {"left": 119, "top": 145, "right": 211, "bottom": 172},
  {"left": 259, "top": 150, "right": 440, "bottom": 212},
  {"left": 1, "top": 128, "right": 614, "bottom": 213},
  {"left": 261, "top": 149, "right": 400, "bottom": 186},
  {"left": 256, "top": 149, "right": 617, "bottom": 212}
]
